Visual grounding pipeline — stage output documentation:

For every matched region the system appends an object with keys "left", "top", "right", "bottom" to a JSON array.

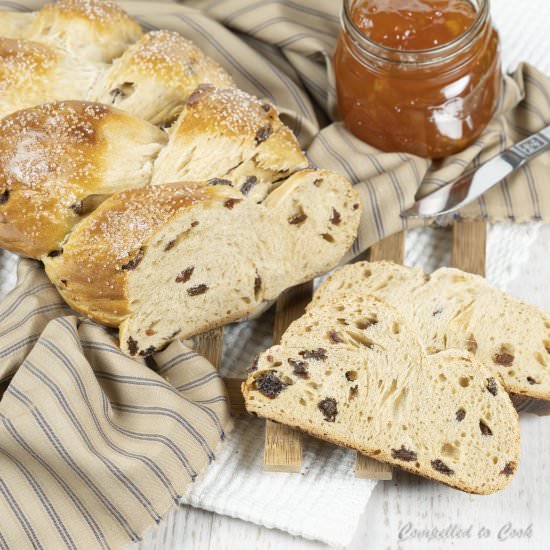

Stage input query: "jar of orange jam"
[{"left": 334, "top": 0, "right": 501, "bottom": 158}]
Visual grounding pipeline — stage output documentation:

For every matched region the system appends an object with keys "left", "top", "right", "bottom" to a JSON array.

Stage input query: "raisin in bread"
[
  {"left": 24, "top": 0, "right": 143, "bottom": 62},
  {"left": 151, "top": 85, "right": 308, "bottom": 201},
  {"left": 92, "top": 31, "right": 235, "bottom": 127},
  {"left": 243, "top": 295, "right": 520, "bottom": 494},
  {"left": 0, "top": 38, "right": 103, "bottom": 119},
  {"left": 0, "top": 101, "right": 166, "bottom": 258},
  {"left": 44, "top": 169, "right": 360, "bottom": 355},
  {"left": 312, "top": 261, "right": 550, "bottom": 401}
]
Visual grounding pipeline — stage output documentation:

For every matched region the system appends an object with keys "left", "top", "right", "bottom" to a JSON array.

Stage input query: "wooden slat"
[
  {"left": 451, "top": 219, "right": 486, "bottom": 276},
  {"left": 194, "top": 328, "right": 224, "bottom": 369},
  {"left": 369, "top": 231, "right": 406, "bottom": 264},
  {"left": 263, "top": 281, "right": 313, "bottom": 473},
  {"left": 272, "top": 281, "right": 314, "bottom": 343},
  {"left": 223, "top": 377, "right": 246, "bottom": 416},
  {"left": 264, "top": 421, "right": 303, "bottom": 473},
  {"left": 355, "top": 454, "right": 393, "bottom": 480},
  {"left": 353, "top": 232, "right": 406, "bottom": 481}
]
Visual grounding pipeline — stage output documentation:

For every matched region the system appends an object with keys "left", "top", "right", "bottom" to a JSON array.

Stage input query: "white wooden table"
[
  {"left": 139, "top": 413, "right": 549, "bottom": 549},
  {"left": 138, "top": 227, "right": 550, "bottom": 550}
]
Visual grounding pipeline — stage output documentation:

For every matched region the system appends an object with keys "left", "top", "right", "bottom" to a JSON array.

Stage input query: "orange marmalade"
[{"left": 334, "top": 0, "right": 501, "bottom": 158}]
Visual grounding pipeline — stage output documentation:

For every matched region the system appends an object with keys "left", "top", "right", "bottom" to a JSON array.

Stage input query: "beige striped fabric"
[{"left": 0, "top": 260, "right": 231, "bottom": 548}]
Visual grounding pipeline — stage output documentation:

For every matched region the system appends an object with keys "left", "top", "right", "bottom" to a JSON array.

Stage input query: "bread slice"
[
  {"left": 44, "top": 169, "right": 360, "bottom": 355},
  {"left": 243, "top": 295, "right": 520, "bottom": 494},
  {"left": 312, "top": 262, "right": 550, "bottom": 400},
  {"left": 0, "top": 101, "right": 167, "bottom": 258},
  {"left": 92, "top": 31, "right": 235, "bottom": 126},
  {"left": 151, "top": 85, "right": 308, "bottom": 202}
]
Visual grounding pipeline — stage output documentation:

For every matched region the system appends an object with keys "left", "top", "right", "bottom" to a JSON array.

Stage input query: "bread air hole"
[
  {"left": 355, "top": 317, "right": 377, "bottom": 330},
  {"left": 534, "top": 352, "right": 547, "bottom": 367},
  {"left": 345, "top": 330, "right": 375, "bottom": 349},
  {"left": 441, "top": 443, "right": 460, "bottom": 460},
  {"left": 458, "top": 376, "right": 470, "bottom": 387}
]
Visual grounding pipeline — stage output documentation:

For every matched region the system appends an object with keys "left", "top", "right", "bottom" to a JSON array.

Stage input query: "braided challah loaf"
[
  {"left": 44, "top": 171, "right": 360, "bottom": 356},
  {"left": 0, "top": 1, "right": 361, "bottom": 355},
  {"left": 0, "top": 101, "right": 359, "bottom": 354}
]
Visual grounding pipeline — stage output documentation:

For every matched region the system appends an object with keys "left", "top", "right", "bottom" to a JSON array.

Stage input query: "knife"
[{"left": 401, "top": 125, "right": 550, "bottom": 219}]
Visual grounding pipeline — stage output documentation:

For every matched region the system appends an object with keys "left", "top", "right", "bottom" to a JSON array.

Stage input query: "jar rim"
[{"left": 342, "top": 0, "right": 490, "bottom": 66}]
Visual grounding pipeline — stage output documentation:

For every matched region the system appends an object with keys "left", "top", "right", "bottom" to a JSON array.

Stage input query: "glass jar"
[{"left": 334, "top": 0, "right": 502, "bottom": 158}]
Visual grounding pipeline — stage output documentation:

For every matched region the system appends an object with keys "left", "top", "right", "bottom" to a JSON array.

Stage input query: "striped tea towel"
[{"left": 0, "top": 259, "right": 232, "bottom": 549}]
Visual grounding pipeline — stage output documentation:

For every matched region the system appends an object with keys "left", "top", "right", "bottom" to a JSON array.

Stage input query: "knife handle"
[{"left": 504, "top": 125, "right": 550, "bottom": 168}]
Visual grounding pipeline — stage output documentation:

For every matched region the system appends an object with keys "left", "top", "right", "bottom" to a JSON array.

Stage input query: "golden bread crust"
[
  {"left": 94, "top": 31, "right": 234, "bottom": 125},
  {"left": 175, "top": 84, "right": 279, "bottom": 139},
  {"left": 28, "top": 0, "right": 143, "bottom": 62},
  {"left": 111, "top": 31, "right": 232, "bottom": 89},
  {"left": 44, "top": 183, "right": 223, "bottom": 325},
  {"left": 0, "top": 101, "right": 166, "bottom": 258},
  {"left": 0, "top": 38, "right": 60, "bottom": 115}
]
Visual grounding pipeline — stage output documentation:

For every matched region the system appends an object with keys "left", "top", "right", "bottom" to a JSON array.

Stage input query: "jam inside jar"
[{"left": 334, "top": 0, "right": 502, "bottom": 158}]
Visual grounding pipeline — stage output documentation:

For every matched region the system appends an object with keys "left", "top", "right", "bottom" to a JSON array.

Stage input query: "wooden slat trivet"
[
  {"left": 263, "top": 281, "right": 313, "bottom": 472},
  {"left": 222, "top": 377, "right": 246, "bottom": 417},
  {"left": 205, "top": 219, "right": 548, "bottom": 481}
]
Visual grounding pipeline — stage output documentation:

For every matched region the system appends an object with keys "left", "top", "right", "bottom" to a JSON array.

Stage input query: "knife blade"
[{"left": 401, "top": 125, "right": 550, "bottom": 219}]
